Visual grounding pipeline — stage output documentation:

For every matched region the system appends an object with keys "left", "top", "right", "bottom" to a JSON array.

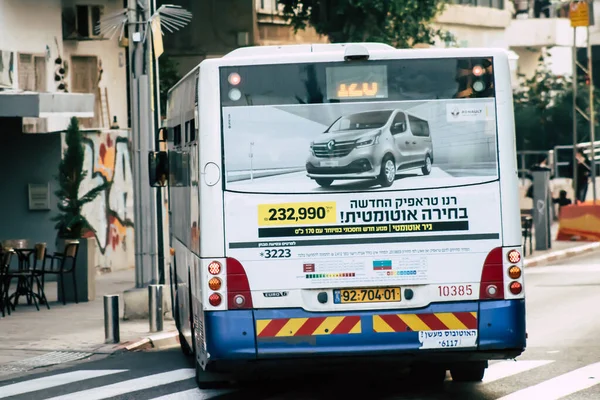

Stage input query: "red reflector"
[
  {"left": 480, "top": 247, "right": 504, "bottom": 300},
  {"left": 208, "top": 292, "right": 222, "bottom": 306},
  {"left": 208, "top": 261, "right": 221, "bottom": 275},
  {"left": 507, "top": 250, "right": 521, "bottom": 264},
  {"left": 226, "top": 257, "right": 253, "bottom": 309},
  {"left": 509, "top": 281, "right": 522, "bottom": 295}
]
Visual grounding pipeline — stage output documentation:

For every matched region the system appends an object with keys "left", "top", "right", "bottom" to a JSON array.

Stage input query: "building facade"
[{"left": 0, "top": 0, "right": 134, "bottom": 274}]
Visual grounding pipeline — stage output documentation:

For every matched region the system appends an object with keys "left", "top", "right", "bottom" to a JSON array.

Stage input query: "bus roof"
[{"left": 222, "top": 42, "right": 395, "bottom": 58}]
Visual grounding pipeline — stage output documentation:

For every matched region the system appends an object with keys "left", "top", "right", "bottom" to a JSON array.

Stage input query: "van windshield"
[{"left": 325, "top": 110, "right": 393, "bottom": 133}]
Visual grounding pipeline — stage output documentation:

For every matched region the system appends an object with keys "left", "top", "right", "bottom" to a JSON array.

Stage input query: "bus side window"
[
  {"left": 174, "top": 125, "right": 182, "bottom": 146},
  {"left": 189, "top": 118, "right": 196, "bottom": 142}
]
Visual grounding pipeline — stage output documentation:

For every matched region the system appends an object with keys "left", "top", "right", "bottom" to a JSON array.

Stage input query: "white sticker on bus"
[{"left": 418, "top": 329, "right": 478, "bottom": 349}]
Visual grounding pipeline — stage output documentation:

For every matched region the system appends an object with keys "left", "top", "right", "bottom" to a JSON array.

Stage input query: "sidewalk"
[
  {"left": 523, "top": 221, "right": 600, "bottom": 267},
  {"left": 0, "top": 268, "right": 176, "bottom": 374}
]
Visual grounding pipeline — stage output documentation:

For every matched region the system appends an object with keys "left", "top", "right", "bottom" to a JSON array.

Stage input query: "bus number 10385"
[{"left": 438, "top": 285, "right": 473, "bottom": 297}]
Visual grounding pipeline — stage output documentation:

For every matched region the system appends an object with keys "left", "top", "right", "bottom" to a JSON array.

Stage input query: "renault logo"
[{"left": 327, "top": 140, "right": 335, "bottom": 151}]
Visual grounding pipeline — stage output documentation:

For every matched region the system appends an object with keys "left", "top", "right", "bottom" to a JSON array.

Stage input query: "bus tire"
[
  {"left": 378, "top": 154, "right": 396, "bottom": 187},
  {"left": 450, "top": 361, "right": 487, "bottom": 382},
  {"left": 422, "top": 154, "right": 432, "bottom": 176},
  {"left": 315, "top": 178, "right": 333, "bottom": 187}
]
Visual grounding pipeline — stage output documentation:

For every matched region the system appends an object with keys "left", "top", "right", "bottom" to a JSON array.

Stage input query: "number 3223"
[{"left": 262, "top": 249, "right": 291, "bottom": 258}]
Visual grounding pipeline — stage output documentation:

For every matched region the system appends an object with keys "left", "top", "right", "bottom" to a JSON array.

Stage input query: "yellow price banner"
[{"left": 258, "top": 202, "right": 337, "bottom": 226}]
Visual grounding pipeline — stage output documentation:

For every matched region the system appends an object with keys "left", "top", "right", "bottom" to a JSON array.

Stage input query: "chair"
[
  {"left": 4, "top": 246, "right": 41, "bottom": 312},
  {"left": 17, "top": 243, "right": 50, "bottom": 310},
  {"left": 41, "top": 241, "right": 80, "bottom": 305},
  {"left": 0, "top": 248, "right": 16, "bottom": 316}
]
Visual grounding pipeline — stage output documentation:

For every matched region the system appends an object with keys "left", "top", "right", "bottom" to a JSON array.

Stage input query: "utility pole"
[
  {"left": 570, "top": 0, "right": 596, "bottom": 204},
  {"left": 127, "top": 0, "right": 160, "bottom": 287},
  {"left": 98, "top": 1, "right": 192, "bottom": 317}
]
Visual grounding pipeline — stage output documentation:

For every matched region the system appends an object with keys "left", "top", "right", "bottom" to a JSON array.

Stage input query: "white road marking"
[
  {"left": 481, "top": 360, "right": 554, "bottom": 384},
  {"left": 148, "top": 388, "right": 230, "bottom": 399},
  {"left": 0, "top": 370, "right": 127, "bottom": 399},
  {"left": 42, "top": 368, "right": 195, "bottom": 400},
  {"left": 496, "top": 361, "right": 600, "bottom": 400}
]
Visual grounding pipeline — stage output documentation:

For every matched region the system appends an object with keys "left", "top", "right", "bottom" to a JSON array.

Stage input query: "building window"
[
  {"left": 17, "top": 54, "right": 46, "bottom": 92},
  {"left": 63, "top": 5, "right": 104, "bottom": 39}
]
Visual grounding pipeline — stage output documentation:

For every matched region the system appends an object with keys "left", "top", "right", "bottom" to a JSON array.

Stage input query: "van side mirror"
[
  {"left": 391, "top": 122, "right": 405, "bottom": 134},
  {"left": 148, "top": 151, "right": 169, "bottom": 187}
]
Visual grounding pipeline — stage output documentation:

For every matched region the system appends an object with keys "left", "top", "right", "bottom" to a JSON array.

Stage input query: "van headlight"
[{"left": 356, "top": 133, "right": 380, "bottom": 148}]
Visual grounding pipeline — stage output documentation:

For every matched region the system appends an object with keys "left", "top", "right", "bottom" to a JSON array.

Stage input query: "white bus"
[{"left": 149, "top": 43, "right": 526, "bottom": 388}]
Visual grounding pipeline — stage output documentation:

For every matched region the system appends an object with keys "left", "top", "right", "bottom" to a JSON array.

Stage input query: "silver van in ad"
[{"left": 306, "top": 109, "right": 434, "bottom": 187}]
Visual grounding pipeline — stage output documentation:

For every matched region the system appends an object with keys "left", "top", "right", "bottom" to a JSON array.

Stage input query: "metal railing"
[
  {"left": 551, "top": 140, "right": 600, "bottom": 178},
  {"left": 517, "top": 141, "right": 600, "bottom": 181}
]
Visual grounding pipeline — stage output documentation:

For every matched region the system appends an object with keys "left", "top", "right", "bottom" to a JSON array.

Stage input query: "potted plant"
[{"left": 52, "top": 116, "right": 109, "bottom": 251}]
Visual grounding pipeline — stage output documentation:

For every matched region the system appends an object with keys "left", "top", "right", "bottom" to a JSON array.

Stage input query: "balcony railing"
[
  {"left": 513, "top": 0, "right": 570, "bottom": 19},
  {"left": 449, "top": 0, "right": 505, "bottom": 10}
]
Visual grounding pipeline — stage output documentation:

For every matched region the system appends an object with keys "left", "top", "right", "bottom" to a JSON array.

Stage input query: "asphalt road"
[{"left": 1, "top": 250, "right": 599, "bottom": 400}]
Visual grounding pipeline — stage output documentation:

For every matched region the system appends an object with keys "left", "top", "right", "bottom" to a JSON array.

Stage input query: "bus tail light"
[
  {"left": 508, "top": 265, "right": 521, "bottom": 279},
  {"left": 208, "top": 292, "right": 222, "bottom": 306},
  {"left": 208, "top": 277, "right": 222, "bottom": 291},
  {"left": 507, "top": 249, "right": 521, "bottom": 264},
  {"left": 509, "top": 281, "right": 523, "bottom": 295},
  {"left": 479, "top": 247, "right": 504, "bottom": 300},
  {"left": 226, "top": 257, "right": 253, "bottom": 309},
  {"left": 208, "top": 261, "right": 222, "bottom": 275}
]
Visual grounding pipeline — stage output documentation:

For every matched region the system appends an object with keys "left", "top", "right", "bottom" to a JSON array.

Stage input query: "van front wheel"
[{"left": 378, "top": 155, "right": 396, "bottom": 187}]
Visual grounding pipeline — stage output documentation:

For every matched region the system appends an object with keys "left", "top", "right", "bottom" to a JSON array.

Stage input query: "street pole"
[
  {"left": 573, "top": 23, "right": 579, "bottom": 201},
  {"left": 588, "top": 23, "right": 597, "bottom": 204},
  {"left": 149, "top": 0, "right": 166, "bottom": 285},
  {"left": 128, "top": 0, "right": 159, "bottom": 288}
]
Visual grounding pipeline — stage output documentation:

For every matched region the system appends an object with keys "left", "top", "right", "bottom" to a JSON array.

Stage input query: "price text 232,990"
[{"left": 258, "top": 202, "right": 336, "bottom": 226}]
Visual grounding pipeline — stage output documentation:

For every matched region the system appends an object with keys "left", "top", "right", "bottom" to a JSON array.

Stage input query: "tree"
[
  {"left": 513, "top": 50, "right": 600, "bottom": 153},
  {"left": 52, "top": 117, "right": 109, "bottom": 240},
  {"left": 278, "top": 0, "right": 453, "bottom": 48}
]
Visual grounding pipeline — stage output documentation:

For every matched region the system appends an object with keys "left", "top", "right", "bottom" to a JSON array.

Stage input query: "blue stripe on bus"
[{"left": 202, "top": 299, "right": 525, "bottom": 361}]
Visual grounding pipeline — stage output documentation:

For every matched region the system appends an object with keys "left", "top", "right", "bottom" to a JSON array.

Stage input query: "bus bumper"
[{"left": 203, "top": 299, "right": 525, "bottom": 363}]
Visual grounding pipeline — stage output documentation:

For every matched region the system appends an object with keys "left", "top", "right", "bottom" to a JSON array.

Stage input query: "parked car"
[{"left": 306, "top": 109, "right": 434, "bottom": 187}]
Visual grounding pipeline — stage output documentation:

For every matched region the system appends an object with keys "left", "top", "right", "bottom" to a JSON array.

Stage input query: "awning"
[{"left": 0, "top": 91, "right": 94, "bottom": 118}]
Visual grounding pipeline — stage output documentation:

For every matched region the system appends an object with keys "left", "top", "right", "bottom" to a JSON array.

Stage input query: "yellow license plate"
[{"left": 334, "top": 287, "right": 402, "bottom": 304}]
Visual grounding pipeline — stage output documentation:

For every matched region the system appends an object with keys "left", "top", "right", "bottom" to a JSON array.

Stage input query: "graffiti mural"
[{"left": 71, "top": 129, "right": 135, "bottom": 272}]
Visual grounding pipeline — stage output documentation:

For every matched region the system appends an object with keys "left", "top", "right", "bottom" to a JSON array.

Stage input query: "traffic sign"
[{"left": 570, "top": 0, "right": 594, "bottom": 27}]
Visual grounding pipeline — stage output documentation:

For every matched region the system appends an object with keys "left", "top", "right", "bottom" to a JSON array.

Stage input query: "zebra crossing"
[{"left": 1, "top": 358, "right": 600, "bottom": 399}]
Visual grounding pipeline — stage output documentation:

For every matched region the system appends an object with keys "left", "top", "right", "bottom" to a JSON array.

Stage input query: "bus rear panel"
[{"left": 172, "top": 46, "right": 525, "bottom": 375}]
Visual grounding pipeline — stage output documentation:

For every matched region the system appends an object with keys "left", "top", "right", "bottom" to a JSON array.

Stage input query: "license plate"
[
  {"left": 333, "top": 287, "right": 402, "bottom": 304},
  {"left": 320, "top": 160, "right": 339, "bottom": 167}
]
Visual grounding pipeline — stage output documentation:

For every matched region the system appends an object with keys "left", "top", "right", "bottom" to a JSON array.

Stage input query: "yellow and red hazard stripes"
[
  {"left": 256, "top": 316, "right": 361, "bottom": 338},
  {"left": 373, "top": 312, "right": 477, "bottom": 333}
]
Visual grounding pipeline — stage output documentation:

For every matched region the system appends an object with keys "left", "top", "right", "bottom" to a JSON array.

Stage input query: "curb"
[
  {"left": 121, "top": 330, "right": 180, "bottom": 352},
  {"left": 523, "top": 242, "right": 600, "bottom": 267}
]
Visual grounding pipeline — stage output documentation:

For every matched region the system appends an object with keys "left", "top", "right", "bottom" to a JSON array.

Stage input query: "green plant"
[
  {"left": 277, "top": 0, "right": 453, "bottom": 47},
  {"left": 52, "top": 117, "right": 109, "bottom": 239},
  {"left": 513, "top": 50, "right": 600, "bottom": 152}
]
